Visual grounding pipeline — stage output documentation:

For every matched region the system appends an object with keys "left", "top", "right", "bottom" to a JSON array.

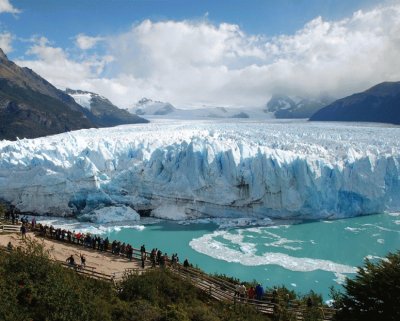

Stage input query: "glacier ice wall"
[{"left": 0, "top": 120, "right": 399, "bottom": 220}]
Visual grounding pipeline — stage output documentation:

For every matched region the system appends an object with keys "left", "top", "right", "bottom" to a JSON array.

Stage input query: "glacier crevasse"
[{"left": 0, "top": 120, "right": 399, "bottom": 220}]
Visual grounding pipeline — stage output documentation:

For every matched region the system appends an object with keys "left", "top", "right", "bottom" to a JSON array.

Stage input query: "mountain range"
[
  {"left": 127, "top": 98, "right": 270, "bottom": 119},
  {"left": 310, "top": 82, "right": 400, "bottom": 124},
  {"left": 0, "top": 48, "right": 147, "bottom": 141},
  {"left": 66, "top": 89, "right": 147, "bottom": 127},
  {"left": 264, "top": 94, "right": 333, "bottom": 118}
]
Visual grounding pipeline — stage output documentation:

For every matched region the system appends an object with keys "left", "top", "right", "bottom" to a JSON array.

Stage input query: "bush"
[{"left": 332, "top": 251, "right": 400, "bottom": 321}]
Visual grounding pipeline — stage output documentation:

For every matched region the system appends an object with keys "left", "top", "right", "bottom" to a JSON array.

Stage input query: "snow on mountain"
[
  {"left": 127, "top": 98, "right": 270, "bottom": 120},
  {"left": 65, "top": 89, "right": 149, "bottom": 127},
  {"left": 69, "top": 92, "right": 92, "bottom": 110},
  {"left": 127, "top": 98, "right": 177, "bottom": 115},
  {"left": 0, "top": 119, "right": 399, "bottom": 221},
  {"left": 265, "top": 94, "right": 333, "bottom": 119}
]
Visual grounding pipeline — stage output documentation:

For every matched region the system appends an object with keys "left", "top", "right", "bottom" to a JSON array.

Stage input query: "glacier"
[{"left": 0, "top": 119, "right": 399, "bottom": 220}]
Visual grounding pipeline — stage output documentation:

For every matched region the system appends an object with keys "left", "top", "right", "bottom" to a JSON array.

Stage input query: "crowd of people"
[
  {"left": 2, "top": 212, "right": 282, "bottom": 305},
  {"left": 35, "top": 223, "right": 191, "bottom": 271}
]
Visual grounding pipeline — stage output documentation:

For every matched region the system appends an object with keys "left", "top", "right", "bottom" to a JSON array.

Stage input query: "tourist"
[
  {"left": 141, "top": 251, "right": 146, "bottom": 269},
  {"left": 255, "top": 283, "right": 264, "bottom": 300},
  {"left": 20, "top": 224, "right": 27, "bottom": 239},
  {"left": 150, "top": 249, "right": 156, "bottom": 267},
  {"left": 31, "top": 217, "right": 36, "bottom": 230},
  {"left": 248, "top": 286, "right": 255, "bottom": 300},
  {"left": 234, "top": 283, "right": 241, "bottom": 297},
  {"left": 239, "top": 284, "right": 247, "bottom": 299},
  {"left": 66, "top": 255, "right": 75, "bottom": 267},
  {"left": 183, "top": 258, "right": 190, "bottom": 268},
  {"left": 157, "top": 249, "right": 162, "bottom": 265},
  {"left": 80, "top": 254, "right": 86, "bottom": 268}
]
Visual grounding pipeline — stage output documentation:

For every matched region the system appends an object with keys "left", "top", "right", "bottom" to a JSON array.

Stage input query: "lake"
[{"left": 37, "top": 212, "right": 400, "bottom": 301}]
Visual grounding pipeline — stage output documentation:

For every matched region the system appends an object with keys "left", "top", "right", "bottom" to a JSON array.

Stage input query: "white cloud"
[
  {"left": 0, "top": 0, "right": 20, "bottom": 14},
  {"left": 14, "top": 3, "right": 400, "bottom": 108},
  {"left": 0, "top": 32, "right": 13, "bottom": 53},
  {"left": 75, "top": 33, "right": 104, "bottom": 50},
  {"left": 15, "top": 37, "right": 113, "bottom": 91}
]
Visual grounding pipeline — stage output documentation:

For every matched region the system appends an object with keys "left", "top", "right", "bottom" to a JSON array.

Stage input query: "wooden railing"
[
  {"left": 0, "top": 224, "right": 21, "bottom": 233},
  {"left": 169, "top": 264, "right": 336, "bottom": 320},
  {"left": 1, "top": 226, "right": 336, "bottom": 320}
]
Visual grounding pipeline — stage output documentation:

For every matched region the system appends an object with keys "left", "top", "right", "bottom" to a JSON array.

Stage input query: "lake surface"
[{"left": 38, "top": 212, "right": 400, "bottom": 300}]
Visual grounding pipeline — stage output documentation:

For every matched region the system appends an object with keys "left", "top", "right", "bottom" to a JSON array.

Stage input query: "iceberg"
[{"left": 0, "top": 120, "right": 399, "bottom": 220}]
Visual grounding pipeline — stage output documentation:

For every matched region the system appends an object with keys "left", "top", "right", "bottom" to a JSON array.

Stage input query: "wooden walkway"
[
  {"left": 169, "top": 264, "right": 336, "bottom": 321},
  {"left": 0, "top": 223, "right": 336, "bottom": 320}
]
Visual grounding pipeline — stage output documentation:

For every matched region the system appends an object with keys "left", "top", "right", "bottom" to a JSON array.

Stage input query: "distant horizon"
[{"left": 1, "top": 0, "right": 400, "bottom": 109}]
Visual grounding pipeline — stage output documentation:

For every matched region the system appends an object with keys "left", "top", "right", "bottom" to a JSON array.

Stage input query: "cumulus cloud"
[
  {"left": 0, "top": 0, "right": 20, "bottom": 14},
  {"left": 75, "top": 33, "right": 104, "bottom": 50},
  {"left": 14, "top": 3, "right": 400, "bottom": 108},
  {"left": 15, "top": 37, "right": 113, "bottom": 90},
  {"left": 0, "top": 32, "right": 13, "bottom": 53}
]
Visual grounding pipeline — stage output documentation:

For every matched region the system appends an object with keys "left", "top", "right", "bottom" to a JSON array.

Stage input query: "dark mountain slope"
[
  {"left": 0, "top": 48, "right": 94, "bottom": 140},
  {"left": 66, "top": 89, "right": 148, "bottom": 127},
  {"left": 310, "top": 82, "right": 400, "bottom": 124}
]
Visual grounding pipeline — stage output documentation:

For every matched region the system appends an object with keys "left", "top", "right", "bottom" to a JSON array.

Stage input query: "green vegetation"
[
  {"left": 332, "top": 251, "right": 400, "bottom": 321},
  {"left": 1, "top": 214, "right": 398, "bottom": 321},
  {"left": 0, "top": 239, "right": 267, "bottom": 321}
]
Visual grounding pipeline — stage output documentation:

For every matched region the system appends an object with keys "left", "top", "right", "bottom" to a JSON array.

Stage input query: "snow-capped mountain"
[
  {"left": 66, "top": 89, "right": 148, "bottom": 127},
  {"left": 127, "top": 98, "right": 177, "bottom": 116},
  {"left": 0, "top": 48, "right": 93, "bottom": 140},
  {"left": 0, "top": 120, "right": 399, "bottom": 221},
  {"left": 127, "top": 98, "right": 269, "bottom": 119},
  {"left": 265, "top": 94, "right": 333, "bottom": 118}
]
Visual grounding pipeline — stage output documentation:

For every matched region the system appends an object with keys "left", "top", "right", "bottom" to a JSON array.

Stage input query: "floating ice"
[
  {"left": 189, "top": 230, "right": 357, "bottom": 278},
  {"left": 344, "top": 227, "right": 366, "bottom": 233}
]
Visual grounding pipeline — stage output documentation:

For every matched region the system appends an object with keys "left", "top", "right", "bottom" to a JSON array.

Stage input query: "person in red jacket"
[{"left": 248, "top": 286, "right": 256, "bottom": 300}]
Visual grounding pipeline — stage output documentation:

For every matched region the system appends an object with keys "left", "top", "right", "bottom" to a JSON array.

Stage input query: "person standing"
[
  {"left": 20, "top": 224, "right": 27, "bottom": 239},
  {"left": 255, "top": 283, "right": 264, "bottom": 300},
  {"left": 80, "top": 254, "right": 86, "bottom": 268}
]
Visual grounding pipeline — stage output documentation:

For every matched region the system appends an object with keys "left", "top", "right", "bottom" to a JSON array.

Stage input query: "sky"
[{"left": 1, "top": 0, "right": 400, "bottom": 108}]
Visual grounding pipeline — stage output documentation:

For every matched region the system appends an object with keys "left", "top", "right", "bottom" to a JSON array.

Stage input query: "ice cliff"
[{"left": 0, "top": 120, "right": 399, "bottom": 220}]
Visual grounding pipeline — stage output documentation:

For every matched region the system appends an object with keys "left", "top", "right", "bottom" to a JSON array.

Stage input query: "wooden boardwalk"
[{"left": 0, "top": 223, "right": 336, "bottom": 321}]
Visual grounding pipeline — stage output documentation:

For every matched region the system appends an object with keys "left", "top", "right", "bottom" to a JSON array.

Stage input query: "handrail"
[
  {"left": 169, "top": 264, "right": 334, "bottom": 320},
  {"left": 29, "top": 228, "right": 335, "bottom": 320}
]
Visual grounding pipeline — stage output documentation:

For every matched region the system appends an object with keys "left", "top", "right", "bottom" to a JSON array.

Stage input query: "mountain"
[
  {"left": 0, "top": 48, "right": 95, "bottom": 140},
  {"left": 127, "top": 98, "right": 270, "bottom": 119},
  {"left": 127, "top": 98, "right": 177, "bottom": 116},
  {"left": 309, "top": 82, "right": 400, "bottom": 124},
  {"left": 66, "top": 89, "right": 148, "bottom": 127},
  {"left": 264, "top": 94, "right": 333, "bottom": 118}
]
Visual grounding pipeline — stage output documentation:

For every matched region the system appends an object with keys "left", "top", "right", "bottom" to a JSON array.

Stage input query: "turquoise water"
[
  {"left": 102, "top": 213, "right": 400, "bottom": 300},
  {"left": 40, "top": 213, "right": 400, "bottom": 300}
]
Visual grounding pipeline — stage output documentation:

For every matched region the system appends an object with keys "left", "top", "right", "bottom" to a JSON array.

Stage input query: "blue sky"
[{"left": 1, "top": 0, "right": 400, "bottom": 108}]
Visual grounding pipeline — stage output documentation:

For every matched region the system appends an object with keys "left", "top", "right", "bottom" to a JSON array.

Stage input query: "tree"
[{"left": 333, "top": 251, "right": 400, "bottom": 321}]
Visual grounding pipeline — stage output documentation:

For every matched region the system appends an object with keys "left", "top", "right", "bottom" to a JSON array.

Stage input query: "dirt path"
[{"left": 0, "top": 232, "right": 142, "bottom": 276}]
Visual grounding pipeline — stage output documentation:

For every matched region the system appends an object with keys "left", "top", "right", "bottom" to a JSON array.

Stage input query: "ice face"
[{"left": 0, "top": 120, "right": 399, "bottom": 220}]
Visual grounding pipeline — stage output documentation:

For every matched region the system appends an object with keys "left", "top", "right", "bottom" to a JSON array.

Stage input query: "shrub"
[{"left": 332, "top": 251, "right": 400, "bottom": 321}]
